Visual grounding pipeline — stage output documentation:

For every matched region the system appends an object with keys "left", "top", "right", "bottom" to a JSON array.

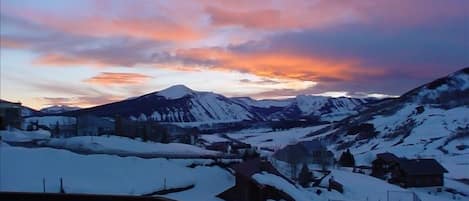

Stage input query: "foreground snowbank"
[
  {"left": 44, "top": 135, "right": 219, "bottom": 156},
  {"left": 0, "top": 129, "right": 50, "bottom": 142},
  {"left": 0, "top": 145, "right": 195, "bottom": 195}
]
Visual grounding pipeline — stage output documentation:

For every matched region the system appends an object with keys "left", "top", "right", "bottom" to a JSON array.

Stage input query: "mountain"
[
  {"left": 270, "top": 95, "right": 371, "bottom": 121},
  {"left": 40, "top": 105, "right": 81, "bottom": 114},
  {"left": 315, "top": 67, "right": 469, "bottom": 169},
  {"left": 62, "top": 85, "right": 373, "bottom": 123},
  {"left": 233, "top": 96, "right": 371, "bottom": 122},
  {"left": 66, "top": 85, "right": 260, "bottom": 123}
]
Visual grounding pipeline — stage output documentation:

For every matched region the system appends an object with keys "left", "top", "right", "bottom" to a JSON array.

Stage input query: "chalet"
[
  {"left": 273, "top": 140, "right": 334, "bottom": 165},
  {"left": 0, "top": 101, "right": 23, "bottom": 130},
  {"left": 371, "top": 152, "right": 401, "bottom": 178},
  {"left": 392, "top": 159, "right": 448, "bottom": 188},
  {"left": 372, "top": 152, "right": 448, "bottom": 187},
  {"left": 217, "top": 158, "right": 295, "bottom": 201}
]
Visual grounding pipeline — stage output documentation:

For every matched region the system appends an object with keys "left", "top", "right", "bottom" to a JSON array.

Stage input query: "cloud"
[
  {"left": 239, "top": 78, "right": 280, "bottom": 85},
  {"left": 39, "top": 95, "right": 123, "bottom": 108},
  {"left": 1, "top": 0, "right": 468, "bottom": 99},
  {"left": 84, "top": 72, "right": 152, "bottom": 86},
  {"left": 204, "top": 0, "right": 469, "bottom": 30},
  {"left": 2, "top": 3, "right": 206, "bottom": 42}
]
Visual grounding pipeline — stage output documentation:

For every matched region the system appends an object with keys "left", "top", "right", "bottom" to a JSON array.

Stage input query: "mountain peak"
[
  {"left": 40, "top": 105, "right": 81, "bottom": 114},
  {"left": 156, "top": 85, "right": 194, "bottom": 99}
]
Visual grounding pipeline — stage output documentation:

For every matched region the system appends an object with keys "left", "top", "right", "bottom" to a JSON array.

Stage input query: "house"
[
  {"left": 217, "top": 158, "right": 295, "bottom": 201},
  {"left": 391, "top": 159, "right": 448, "bottom": 188},
  {"left": 371, "top": 152, "right": 401, "bottom": 178},
  {"left": 76, "top": 115, "right": 115, "bottom": 136},
  {"left": 273, "top": 140, "right": 334, "bottom": 165},
  {"left": 206, "top": 141, "right": 232, "bottom": 153},
  {"left": 0, "top": 101, "right": 23, "bottom": 130},
  {"left": 371, "top": 152, "right": 448, "bottom": 187}
]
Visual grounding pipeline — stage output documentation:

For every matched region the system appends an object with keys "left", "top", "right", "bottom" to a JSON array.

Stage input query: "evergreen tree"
[
  {"left": 53, "top": 121, "right": 60, "bottom": 138},
  {"left": 338, "top": 149, "right": 355, "bottom": 167},
  {"left": 298, "top": 163, "right": 313, "bottom": 187},
  {"left": 142, "top": 127, "right": 148, "bottom": 142}
]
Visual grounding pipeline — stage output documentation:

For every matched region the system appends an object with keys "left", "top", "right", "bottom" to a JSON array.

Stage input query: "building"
[
  {"left": 273, "top": 140, "right": 334, "bottom": 165},
  {"left": 371, "top": 152, "right": 448, "bottom": 187},
  {"left": 0, "top": 101, "right": 23, "bottom": 130},
  {"left": 115, "top": 116, "right": 167, "bottom": 142},
  {"left": 392, "top": 159, "right": 448, "bottom": 187},
  {"left": 371, "top": 152, "right": 401, "bottom": 178},
  {"left": 206, "top": 141, "right": 232, "bottom": 153},
  {"left": 217, "top": 158, "right": 295, "bottom": 201},
  {"left": 76, "top": 115, "right": 115, "bottom": 136}
]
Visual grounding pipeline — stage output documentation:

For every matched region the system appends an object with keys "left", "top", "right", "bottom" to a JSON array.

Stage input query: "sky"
[{"left": 1, "top": 0, "right": 468, "bottom": 109}]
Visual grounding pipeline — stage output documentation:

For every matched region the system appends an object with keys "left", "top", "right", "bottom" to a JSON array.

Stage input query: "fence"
[
  {"left": 387, "top": 191, "right": 422, "bottom": 201},
  {"left": 328, "top": 190, "right": 422, "bottom": 201}
]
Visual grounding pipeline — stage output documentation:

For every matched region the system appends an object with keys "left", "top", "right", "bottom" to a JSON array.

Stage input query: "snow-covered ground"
[
  {"left": 43, "top": 135, "right": 220, "bottom": 156},
  {"left": 164, "top": 166, "right": 234, "bottom": 201},
  {"left": 0, "top": 129, "right": 50, "bottom": 142},
  {"left": 223, "top": 125, "right": 327, "bottom": 150},
  {"left": 0, "top": 145, "right": 195, "bottom": 195}
]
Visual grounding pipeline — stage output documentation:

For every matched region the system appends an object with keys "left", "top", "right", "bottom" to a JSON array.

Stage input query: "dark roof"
[
  {"left": 230, "top": 158, "right": 294, "bottom": 184},
  {"left": 298, "top": 140, "right": 325, "bottom": 153},
  {"left": 273, "top": 144, "right": 310, "bottom": 163},
  {"left": 376, "top": 152, "right": 400, "bottom": 163},
  {"left": 217, "top": 186, "right": 243, "bottom": 201},
  {"left": 398, "top": 159, "right": 448, "bottom": 175},
  {"left": 231, "top": 158, "right": 281, "bottom": 178}
]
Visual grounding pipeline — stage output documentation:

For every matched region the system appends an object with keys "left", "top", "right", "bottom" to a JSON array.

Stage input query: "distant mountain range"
[
  {"left": 19, "top": 67, "right": 469, "bottom": 126},
  {"left": 60, "top": 84, "right": 371, "bottom": 123},
  {"left": 40, "top": 105, "right": 81, "bottom": 114}
]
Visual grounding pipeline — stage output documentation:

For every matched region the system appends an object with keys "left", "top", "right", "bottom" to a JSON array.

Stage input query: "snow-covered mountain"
[
  {"left": 232, "top": 96, "right": 371, "bottom": 122},
  {"left": 266, "top": 95, "right": 371, "bottom": 121},
  {"left": 317, "top": 67, "right": 469, "bottom": 174},
  {"left": 63, "top": 85, "right": 372, "bottom": 123},
  {"left": 40, "top": 105, "right": 81, "bottom": 114},
  {"left": 67, "top": 85, "right": 260, "bottom": 123}
]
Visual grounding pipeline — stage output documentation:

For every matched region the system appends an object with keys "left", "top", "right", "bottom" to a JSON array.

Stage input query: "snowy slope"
[
  {"left": 269, "top": 95, "right": 370, "bottom": 121},
  {"left": 309, "top": 68, "right": 469, "bottom": 180},
  {"left": 232, "top": 97, "right": 294, "bottom": 108},
  {"left": 43, "top": 135, "right": 220, "bottom": 156},
  {"left": 66, "top": 85, "right": 260, "bottom": 123}
]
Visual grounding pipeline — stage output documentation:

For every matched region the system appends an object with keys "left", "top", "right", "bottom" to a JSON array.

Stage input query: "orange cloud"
[
  {"left": 84, "top": 72, "right": 152, "bottom": 86},
  {"left": 173, "top": 47, "right": 386, "bottom": 82},
  {"left": 32, "top": 53, "right": 99, "bottom": 66}
]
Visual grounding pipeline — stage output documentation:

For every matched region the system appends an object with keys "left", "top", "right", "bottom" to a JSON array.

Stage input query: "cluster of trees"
[
  {"left": 298, "top": 163, "right": 314, "bottom": 187},
  {"left": 338, "top": 149, "right": 355, "bottom": 167},
  {"left": 347, "top": 123, "right": 378, "bottom": 140}
]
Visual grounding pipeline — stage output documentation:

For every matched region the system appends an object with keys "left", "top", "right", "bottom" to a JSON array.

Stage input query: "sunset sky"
[{"left": 1, "top": 0, "right": 468, "bottom": 109}]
